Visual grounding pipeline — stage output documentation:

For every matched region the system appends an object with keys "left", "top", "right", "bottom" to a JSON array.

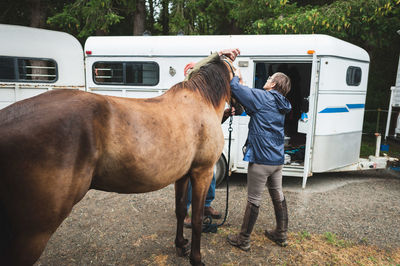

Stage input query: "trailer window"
[
  {"left": 0, "top": 56, "right": 57, "bottom": 83},
  {"left": 93, "top": 61, "right": 159, "bottom": 86},
  {"left": 346, "top": 66, "right": 361, "bottom": 86}
]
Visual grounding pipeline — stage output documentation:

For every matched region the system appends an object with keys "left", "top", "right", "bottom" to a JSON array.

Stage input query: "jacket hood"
[{"left": 270, "top": 90, "right": 292, "bottom": 114}]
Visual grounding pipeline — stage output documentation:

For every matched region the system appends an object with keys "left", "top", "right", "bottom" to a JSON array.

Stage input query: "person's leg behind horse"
[
  {"left": 186, "top": 180, "right": 192, "bottom": 212},
  {"left": 264, "top": 165, "right": 288, "bottom": 247},
  {"left": 184, "top": 180, "right": 192, "bottom": 227},
  {"left": 204, "top": 175, "right": 221, "bottom": 219},
  {"left": 185, "top": 174, "right": 221, "bottom": 228},
  {"left": 174, "top": 175, "right": 190, "bottom": 257},
  {"left": 227, "top": 163, "right": 273, "bottom": 251}
]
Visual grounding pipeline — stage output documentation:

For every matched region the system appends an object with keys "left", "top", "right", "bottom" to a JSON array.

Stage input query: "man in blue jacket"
[{"left": 227, "top": 71, "right": 292, "bottom": 251}]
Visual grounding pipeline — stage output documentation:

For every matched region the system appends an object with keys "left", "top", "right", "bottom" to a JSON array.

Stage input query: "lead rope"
[{"left": 202, "top": 108, "right": 233, "bottom": 233}]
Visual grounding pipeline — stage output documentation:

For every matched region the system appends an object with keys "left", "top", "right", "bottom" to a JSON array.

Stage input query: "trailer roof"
[
  {"left": 0, "top": 24, "right": 83, "bottom": 60},
  {"left": 0, "top": 24, "right": 84, "bottom": 86},
  {"left": 85, "top": 34, "right": 369, "bottom": 62}
]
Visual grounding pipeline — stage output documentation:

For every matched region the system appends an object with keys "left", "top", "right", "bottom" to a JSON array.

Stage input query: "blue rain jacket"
[{"left": 230, "top": 76, "right": 292, "bottom": 165}]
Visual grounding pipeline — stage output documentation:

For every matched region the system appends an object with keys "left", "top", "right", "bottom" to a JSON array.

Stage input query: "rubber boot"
[
  {"left": 227, "top": 201, "right": 259, "bottom": 251},
  {"left": 265, "top": 196, "right": 288, "bottom": 247}
]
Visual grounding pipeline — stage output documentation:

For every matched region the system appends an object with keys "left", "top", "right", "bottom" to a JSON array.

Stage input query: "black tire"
[{"left": 214, "top": 155, "right": 227, "bottom": 186}]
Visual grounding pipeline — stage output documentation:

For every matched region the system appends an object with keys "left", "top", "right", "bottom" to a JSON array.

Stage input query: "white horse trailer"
[
  {"left": 84, "top": 34, "right": 385, "bottom": 188},
  {"left": 1, "top": 25, "right": 386, "bottom": 188},
  {"left": 0, "top": 24, "right": 85, "bottom": 109}
]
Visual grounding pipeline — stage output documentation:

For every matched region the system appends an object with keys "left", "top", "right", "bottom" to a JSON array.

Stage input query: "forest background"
[{"left": 1, "top": 0, "right": 400, "bottom": 135}]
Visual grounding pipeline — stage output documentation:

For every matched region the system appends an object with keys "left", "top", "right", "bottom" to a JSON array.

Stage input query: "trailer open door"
[{"left": 301, "top": 52, "right": 320, "bottom": 188}]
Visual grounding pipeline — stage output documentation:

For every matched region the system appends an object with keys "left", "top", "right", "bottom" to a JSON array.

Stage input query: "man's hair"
[{"left": 272, "top": 72, "right": 291, "bottom": 96}]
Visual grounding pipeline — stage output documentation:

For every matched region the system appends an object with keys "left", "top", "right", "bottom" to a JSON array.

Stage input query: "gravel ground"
[{"left": 36, "top": 169, "right": 400, "bottom": 265}]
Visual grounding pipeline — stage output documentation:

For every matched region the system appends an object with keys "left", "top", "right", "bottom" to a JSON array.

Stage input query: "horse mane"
[{"left": 170, "top": 57, "right": 231, "bottom": 107}]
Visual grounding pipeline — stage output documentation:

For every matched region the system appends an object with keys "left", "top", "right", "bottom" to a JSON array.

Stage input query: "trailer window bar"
[
  {"left": 0, "top": 56, "right": 58, "bottom": 83},
  {"left": 93, "top": 61, "right": 159, "bottom": 86}
]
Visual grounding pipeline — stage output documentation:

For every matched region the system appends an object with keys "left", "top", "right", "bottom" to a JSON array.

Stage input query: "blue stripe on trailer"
[
  {"left": 346, "top": 104, "right": 365, "bottom": 109},
  {"left": 319, "top": 107, "right": 349, "bottom": 113}
]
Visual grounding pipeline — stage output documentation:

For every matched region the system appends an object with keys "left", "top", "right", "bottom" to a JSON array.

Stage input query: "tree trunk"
[
  {"left": 96, "top": 29, "right": 106, "bottom": 36},
  {"left": 29, "top": 0, "right": 45, "bottom": 28},
  {"left": 161, "top": 0, "right": 169, "bottom": 35},
  {"left": 133, "top": 0, "right": 146, "bottom": 36},
  {"left": 29, "top": 0, "right": 47, "bottom": 80},
  {"left": 147, "top": 0, "right": 155, "bottom": 34}
]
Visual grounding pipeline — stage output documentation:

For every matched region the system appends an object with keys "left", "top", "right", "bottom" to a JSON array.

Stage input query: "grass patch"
[
  {"left": 360, "top": 136, "right": 377, "bottom": 158},
  {"left": 298, "top": 230, "right": 311, "bottom": 242},
  {"left": 213, "top": 229, "right": 400, "bottom": 265},
  {"left": 324, "top": 232, "right": 351, "bottom": 248},
  {"left": 287, "top": 232, "right": 400, "bottom": 265}
]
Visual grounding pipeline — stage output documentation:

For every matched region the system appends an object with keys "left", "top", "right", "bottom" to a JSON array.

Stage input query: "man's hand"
[
  {"left": 234, "top": 68, "right": 244, "bottom": 84},
  {"left": 218, "top": 48, "right": 241, "bottom": 61}
]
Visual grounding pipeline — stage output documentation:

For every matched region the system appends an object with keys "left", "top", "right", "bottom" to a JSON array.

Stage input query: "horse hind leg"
[
  {"left": 189, "top": 167, "right": 214, "bottom": 266},
  {"left": 0, "top": 201, "right": 12, "bottom": 263},
  {"left": 6, "top": 232, "right": 54, "bottom": 265},
  {"left": 0, "top": 173, "right": 91, "bottom": 265},
  {"left": 174, "top": 174, "right": 190, "bottom": 257},
  {"left": 0, "top": 202, "right": 52, "bottom": 265}
]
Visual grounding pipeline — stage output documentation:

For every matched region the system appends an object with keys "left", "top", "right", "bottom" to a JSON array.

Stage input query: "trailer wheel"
[{"left": 214, "top": 155, "right": 227, "bottom": 186}]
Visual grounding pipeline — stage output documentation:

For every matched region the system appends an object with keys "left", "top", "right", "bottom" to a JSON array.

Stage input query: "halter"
[
  {"left": 222, "top": 56, "right": 236, "bottom": 78},
  {"left": 221, "top": 56, "right": 236, "bottom": 107}
]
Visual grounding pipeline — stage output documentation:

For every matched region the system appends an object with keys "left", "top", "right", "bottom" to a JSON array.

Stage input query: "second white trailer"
[{"left": 84, "top": 34, "right": 373, "bottom": 187}]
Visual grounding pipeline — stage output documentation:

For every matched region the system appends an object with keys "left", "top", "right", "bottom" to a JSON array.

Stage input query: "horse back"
[{"left": 0, "top": 89, "right": 109, "bottom": 168}]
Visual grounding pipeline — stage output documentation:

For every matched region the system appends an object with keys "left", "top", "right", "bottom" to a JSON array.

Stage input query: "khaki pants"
[{"left": 247, "top": 163, "right": 284, "bottom": 206}]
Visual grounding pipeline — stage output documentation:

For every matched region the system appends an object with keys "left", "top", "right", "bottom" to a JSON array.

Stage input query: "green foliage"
[
  {"left": 251, "top": 0, "right": 400, "bottom": 48},
  {"left": 360, "top": 135, "right": 377, "bottom": 158},
  {"left": 236, "top": 0, "right": 400, "bottom": 112},
  {"left": 360, "top": 134, "right": 400, "bottom": 158},
  {"left": 168, "top": 0, "right": 237, "bottom": 35},
  {"left": 47, "top": 0, "right": 124, "bottom": 39},
  {"left": 230, "top": 0, "right": 276, "bottom": 33}
]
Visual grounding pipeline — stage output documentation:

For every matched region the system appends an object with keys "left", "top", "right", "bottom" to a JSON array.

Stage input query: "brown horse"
[{"left": 0, "top": 57, "right": 236, "bottom": 265}]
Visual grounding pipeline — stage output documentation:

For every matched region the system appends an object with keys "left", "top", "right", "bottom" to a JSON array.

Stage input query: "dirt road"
[{"left": 36, "top": 170, "right": 400, "bottom": 265}]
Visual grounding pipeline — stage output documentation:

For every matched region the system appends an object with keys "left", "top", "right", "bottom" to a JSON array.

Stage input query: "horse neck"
[{"left": 165, "top": 85, "right": 227, "bottom": 118}]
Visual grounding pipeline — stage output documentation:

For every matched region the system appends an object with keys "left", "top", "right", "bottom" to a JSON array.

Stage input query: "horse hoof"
[{"left": 176, "top": 239, "right": 190, "bottom": 257}]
